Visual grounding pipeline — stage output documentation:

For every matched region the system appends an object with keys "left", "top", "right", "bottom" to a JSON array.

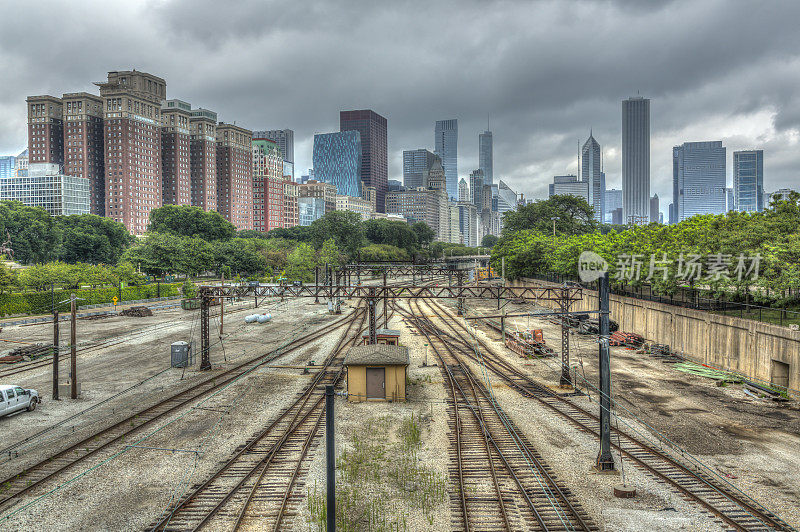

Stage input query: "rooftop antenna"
[{"left": 487, "top": 112, "right": 490, "bottom": 131}]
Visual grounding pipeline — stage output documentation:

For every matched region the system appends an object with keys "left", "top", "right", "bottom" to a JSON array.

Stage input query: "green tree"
[
  {"left": 358, "top": 244, "right": 410, "bottom": 262},
  {"left": 148, "top": 205, "right": 236, "bottom": 241},
  {"left": 481, "top": 234, "right": 499, "bottom": 248},
  {"left": 285, "top": 243, "right": 316, "bottom": 281},
  {"left": 114, "top": 261, "right": 147, "bottom": 285},
  {"left": 501, "top": 195, "right": 597, "bottom": 237},
  {"left": 0, "top": 201, "right": 61, "bottom": 264},
  {"left": 267, "top": 225, "right": 313, "bottom": 242},
  {"left": 121, "top": 233, "right": 186, "bottom": 276},
  {"left": 0, "top": 261, "right": 16, "bottom": 292},
  {"left": 318, "top": 238, "right": 343, "bottom": 267},
  {"left": 410, "top": 222, "right": 435, "bottom": 249},
  {"left": 364, "top": 219, "right": 419, "bottom": 254},
  {"left": 309, "top": 211, "right": 364, "bottom": 257},
  {"left": 57, "top": 214, "right": 132, "bottom": 264},
  {"left": 212, "top": 238, "right": 268, "bottom": 276}
]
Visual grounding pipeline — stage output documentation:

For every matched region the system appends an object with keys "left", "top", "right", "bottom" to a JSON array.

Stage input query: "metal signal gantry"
[{"left": 196, "top": 282, "right": 581, "bottom": 371}]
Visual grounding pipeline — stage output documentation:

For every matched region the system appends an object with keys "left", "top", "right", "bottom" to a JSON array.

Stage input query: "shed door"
[{"left": 366, "top": 367, "right": 385, "bottom": 399}]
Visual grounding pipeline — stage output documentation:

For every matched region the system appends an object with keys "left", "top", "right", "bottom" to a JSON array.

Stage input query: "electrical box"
[{"left": 171, "top": 341, "right": 192, "bottom": 368}]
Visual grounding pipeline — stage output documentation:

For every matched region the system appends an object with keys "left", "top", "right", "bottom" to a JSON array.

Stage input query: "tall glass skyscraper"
[
  {"left": 340, "top": 110, "right": 388, "bottom": 212},
  {"left": 435, "top": 119, "right": 458, "bottom": 200},
  {"left": 0, "top": 156, "right": 14, "bottom": 179},
  {"left": 402, "top": 149, "right": 438, "bottom": 189},
  {"left": 312, "top": 131, "right": 362, "bottom": 198},
  {"left": 581, "top": 133, "right": 603, "bottom": 222},
  {"left": 733, "top": 150, "right": 764, "bottom": 212},
  {"left": 479, "top": 130, "right": 493, "bottom": 185},
  {"left": 672, "top": 141, "right": 726, "bottom": 221},
  {"left": 622, "top": 97, "right": 650, "bottom": 223}
]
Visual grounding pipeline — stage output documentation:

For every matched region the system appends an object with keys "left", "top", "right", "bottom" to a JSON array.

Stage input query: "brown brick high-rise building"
[
  {"left": 190, "top": 108, "right": 217, "bottom": 212},
  {"left": 216, "top": 123, "right": 253, "bottom": 230},
  {"left": 340, "top": 109, "right": 388, "bottom": 212},
  {"left": 27, "top": 95, "right": 64, "bottom": 166},
  {"left": 161, "top": 99, "right": 192, "bottom": 206},
  {"left": 96, "top": 70, "right": 166, "bottom": 235},
  {"left": 61, "top": 92, "right": 105, "bottom": 215}
]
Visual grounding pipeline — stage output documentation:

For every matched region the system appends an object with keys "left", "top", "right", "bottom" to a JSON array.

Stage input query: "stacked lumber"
[{"left": 609, "top": 331, "right": 644, "bottom": 348}]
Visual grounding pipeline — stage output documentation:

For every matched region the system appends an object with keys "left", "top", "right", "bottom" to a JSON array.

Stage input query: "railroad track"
[
  {"left": 0, "top": 306, "right": 363, "bottom": 515},
  {"left": 404, "top": 297, "right": 596, "bottom": 531},
  {"left": 149, "top": 304, "right": 375, "bottom": 531},
  {"left": 0, "top": 302, "right": 261, "bottom": 380},
  {"left": 415, "top": 297, "right": 795, "bottom": 532}
]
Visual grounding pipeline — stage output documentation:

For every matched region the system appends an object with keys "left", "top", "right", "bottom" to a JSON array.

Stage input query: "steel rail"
[
  {"left": 0, "top": 307, "right": 363, "bottom": 514},
  {"left": 429, "top": 298, "right": 794, "bottom": 532}
]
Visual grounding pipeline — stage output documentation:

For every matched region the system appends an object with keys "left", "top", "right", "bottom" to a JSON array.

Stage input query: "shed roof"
[
  {"left": 360, "top": 328, "right": 401, "bottom": 338},
  {"left": 344, "top": 344, "right": 409, "bottom": 366}
]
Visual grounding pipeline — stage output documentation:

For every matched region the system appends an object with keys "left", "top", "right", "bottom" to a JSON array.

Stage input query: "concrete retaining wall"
[{"left": 512, "top": 278, "right": 800, "bottom": 394}]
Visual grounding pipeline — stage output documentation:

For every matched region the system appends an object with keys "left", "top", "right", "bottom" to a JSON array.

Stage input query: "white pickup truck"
[{"left": 1, "top": 384, "right": 39, "bottom": 417}]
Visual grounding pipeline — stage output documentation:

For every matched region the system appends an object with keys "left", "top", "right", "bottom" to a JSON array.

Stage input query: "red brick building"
[
  {"left": 216, "top": 123, "right": 253, "bottom": 230},
  {"left": 96, "top": 70, "right": 166, "bottom": 235},
  {"left": 26, "top": 95, "right": 64, "bottom": 166},
  {"left": 283, "top": 180, "right": 299, "bottom": 228},
  {"left": 190, "top": 108, "right": 217, "bottom": 212},
  {"left": 252, "top": 137, "right": 286, "bottom": 232},
  {"left": 61, "top": 93, "right": 105, "bottom": 215},
  {"left": 161, "top": 100, "right": 192, "bottom": 206}
]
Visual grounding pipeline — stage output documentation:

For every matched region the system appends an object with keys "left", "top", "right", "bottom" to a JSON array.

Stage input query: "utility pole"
[
  {"left": 597, "top": 272, "right": 616, "bottom": 470},
  {"left": 52, "top": 310, "right": 59, "bottom": 400},
  {"left": 368, "top": 287, "right": 377, "bottom": 344},
  {"left": 219, "top": 273, "right": 224, "bottom": 338},
  {"left": 70, "top": 293, "right": 77, "bottom": 399},
  {"left": 325, "top": 385, "right": 336, "bottom": 532},
  {"left": 501, "top": 309, "right": 506, "bottom": 345},
  {"left": 456, "top": 271, "right": 464, "bottom": 316},
  {"left": 383, "top": 271, "right": 388, "bottom": 329},
  {"left": 559, "top": 284, "right": 571, "bottom": 387},
  {"left": 200, "top": 287, "right": 211, "bottom": 370},
  {"left": 314, "top": 266, "right": 319, "bottom": 303}
]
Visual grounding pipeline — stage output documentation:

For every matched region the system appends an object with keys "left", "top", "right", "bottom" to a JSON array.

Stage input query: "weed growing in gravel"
[{"left": 306, "top": 413, "right": 446, "bottom": 531}]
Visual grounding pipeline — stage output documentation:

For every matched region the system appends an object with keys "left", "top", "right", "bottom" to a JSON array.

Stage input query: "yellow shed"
[
  {"left": 360, "top": 328, "right": 402, "bottom": 346},
  {"left": 344, "top": 344, "right": 409, "bottom": 402}
]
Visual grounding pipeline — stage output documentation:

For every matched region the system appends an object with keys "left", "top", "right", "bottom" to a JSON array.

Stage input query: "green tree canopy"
[
  {"left": 410, "top": 222, "right": 435, "bottom": 249},
  {"left": 501, "top": 195, "right": 597, "bottom": 237},
  {"left": 481, "top": 234, "right": 499, "bottom": 248},
  {"left": 148, "top": 205, "right": 236, "bottom": 241},
  {"left": 357, "top": 244, "right": 409, "bottom": 262},
  {"left": 309, "top": 211, "right": 365, "bottom": 257},
  {"left": 318, "top": 238, "right": 344, "bottom": 266},
  {"left": 57, "top": 214, "right": 132, "bottom": 264},
  {"left": 363, "top": 219, "right": 419, "bottom": 254},
  {"left": 285, "top": 243, "right": 316, "bottom": 282},
  {"left": 0, "top": 201, "right": 61, "bottom": 264}
]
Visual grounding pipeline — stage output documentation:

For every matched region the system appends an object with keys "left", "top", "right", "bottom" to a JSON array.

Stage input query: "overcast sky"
[{"left": 2, "top": 0, "right": 800, "bottom": 216}]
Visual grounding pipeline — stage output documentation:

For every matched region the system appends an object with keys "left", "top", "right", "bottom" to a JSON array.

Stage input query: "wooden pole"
[
  {"left": 325, "top": 385, "right": 336, "bottom": 532},
  {"left": 219, "top": 273, "right": 224, "bottom": 338},
  {"left": 52, "top": 310, "right": 59, "bottom": 400},
  {"left": 70, "top": 293, "right": 77, "bottom": 399}
]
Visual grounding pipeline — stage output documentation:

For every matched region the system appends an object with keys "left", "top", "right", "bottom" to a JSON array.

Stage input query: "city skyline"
[{"left": 2, "top": 1, "right": 800, "bottom": 211}]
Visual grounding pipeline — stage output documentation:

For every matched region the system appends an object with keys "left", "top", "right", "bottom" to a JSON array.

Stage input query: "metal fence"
[
  {"left": 78, "top": 295, "right": 180, "bottom": 311},
  {"left": 529, "top": 272, "right": 800, "bottom": 328}
]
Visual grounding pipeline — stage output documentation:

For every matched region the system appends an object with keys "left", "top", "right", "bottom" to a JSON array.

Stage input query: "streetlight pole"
[{"left": 551, "top": 216, "right": 559, "bottom": 237}]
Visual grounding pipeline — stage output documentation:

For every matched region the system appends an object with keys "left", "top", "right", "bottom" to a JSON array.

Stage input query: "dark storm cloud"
[{"left": 2, "top": 0, "right": 800, "bottom": 213}]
